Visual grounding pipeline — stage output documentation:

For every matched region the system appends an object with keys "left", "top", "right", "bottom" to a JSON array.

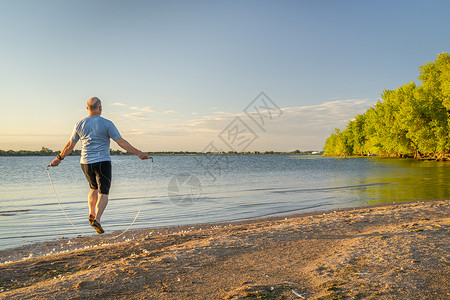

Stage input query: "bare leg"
[
  {"left": 88, "top": 189, "right": 98, "bottom": 217},
  {"left": 95, "top": 194, "right": 109, "bottom": 222}
]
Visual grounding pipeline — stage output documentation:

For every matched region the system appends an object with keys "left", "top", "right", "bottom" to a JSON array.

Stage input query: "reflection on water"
[
  {"left": 1, "top": 155, "right": 450, "bottom": 250},
  {"left": 349, "top": 158, "right": 450, "bottom": 204},
  {"left": 271, "top": 182, "right": 391, "bottom": 194}
]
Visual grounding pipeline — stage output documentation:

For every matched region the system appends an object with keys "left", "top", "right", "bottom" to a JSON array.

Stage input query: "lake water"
[{"left": 1, "top": 155, "right": 449, "bottom": 251}]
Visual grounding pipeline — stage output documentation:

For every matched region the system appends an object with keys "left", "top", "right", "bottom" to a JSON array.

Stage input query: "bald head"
[{"left": 87, "top": 97, "right": 102, "bottom": 116}]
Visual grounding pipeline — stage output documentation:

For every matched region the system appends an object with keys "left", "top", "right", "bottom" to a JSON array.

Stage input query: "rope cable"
[
  {"left": 46, "top": 157, "right": 154, "bottom": 239},
  {"left": 112, "top": 158, "right": 153, "bottom": 239},
  {"left": 46, "top": 165, "right": 81, "bottom": 232}
]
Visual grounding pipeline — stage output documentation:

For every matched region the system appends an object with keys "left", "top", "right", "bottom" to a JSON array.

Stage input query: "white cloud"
[
  {"left": 129, "top": 99, "right": 371, "bottom": 151},
  {"left": 162, "top": 98, "right": 373, "bottom": 151},
  {"left": 112, "top": 102, "right": 127, "bottom": 107},
  {"left": 109, "top": 98, "right": 374, "bottom": 152},
  {"left": 116, "top": 104, "right": 157, "bottom": 121},
  {"left": 4, "top": 99, "right": 372, "bottom": 151},
  {"left": 212, "top": 111, "right": 233, "bottom": 115},
  {"left": 122, "top": 112, "right": 152, "bottom": 121},
  {"left": 253, "top": 98, "right": 373, "bottom": 150},
  {"left": 123, "top": 129, "right": 147, "bottom": 135},
  {"left": 130, "top": 106, "right": 155, "bottom": 112}
]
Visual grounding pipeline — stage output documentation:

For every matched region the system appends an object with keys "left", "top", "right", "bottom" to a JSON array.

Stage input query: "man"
[{"left": 50, "top": 97, "right": 149, "bottom": 234}]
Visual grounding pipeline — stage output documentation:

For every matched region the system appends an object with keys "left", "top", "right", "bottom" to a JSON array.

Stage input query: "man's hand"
[
  {"left": 50, "top": 141, "right": 76, "bottom": 167},
  {"left": 115, "top": 138, "right": 150, "bottom": 160},
  {"left": 50, "top": 158, "right": 61, "bottom": 167},
  {"left": 138, "top": 151, "right": 150, "bottom": 160}
]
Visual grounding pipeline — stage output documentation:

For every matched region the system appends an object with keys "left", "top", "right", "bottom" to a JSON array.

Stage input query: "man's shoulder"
[
  {"left": 75, "top": 116, "right": 117, "bottom": 130},
  {"left": 75, "top": 116, "right": 90, "bottom": 127},
  {"left": 99, "top": 116, "right": 116, "bottom": 126},
  {"left": 79, "top": 116, "right": 113, "bottom": 123}
]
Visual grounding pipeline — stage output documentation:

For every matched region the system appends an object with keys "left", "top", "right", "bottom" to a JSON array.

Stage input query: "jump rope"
[{"left": 46, "top": 157, "right": 154, "bottom": 239}]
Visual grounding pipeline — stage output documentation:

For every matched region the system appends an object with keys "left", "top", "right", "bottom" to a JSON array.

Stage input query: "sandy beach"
[{"left": 1, "top": 200, "right": 449, "bottom": 299}]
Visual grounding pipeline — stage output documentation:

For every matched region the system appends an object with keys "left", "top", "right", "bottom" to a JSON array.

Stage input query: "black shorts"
[{"left": 80, "top": 161, "right": 112, "bottom": 195}]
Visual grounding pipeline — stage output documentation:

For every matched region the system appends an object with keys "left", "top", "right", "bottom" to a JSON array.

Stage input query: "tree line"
[
  {"left": 0, "top": 147, "right": 322, "bottom": 156},
  {"left": 324, "top": 52, "right": 450, "bottom": 160}
]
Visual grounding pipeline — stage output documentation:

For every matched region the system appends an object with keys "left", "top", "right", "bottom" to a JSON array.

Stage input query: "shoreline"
[
  {"left": 1, "top": 200, "right": 449, "bottom": 299},
  {"left": 0, "top": 200, "right": 426, "bottom": 264}
]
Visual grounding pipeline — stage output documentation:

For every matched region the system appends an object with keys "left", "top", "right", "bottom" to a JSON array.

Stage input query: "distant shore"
[
  {"left": 0, "top": 148, "right": 323, "bottom": 156},
  {"left": 1, "top": 200, "right": 449, "bottom": 299}
]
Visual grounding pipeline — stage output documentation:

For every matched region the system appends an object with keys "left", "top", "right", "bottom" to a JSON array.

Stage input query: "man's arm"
[
  {"left": 50, "top": 140, "right": 77, "bottom": 167},
  {"left": 115, "top": 137, "right": 149, "bottom": 160}
]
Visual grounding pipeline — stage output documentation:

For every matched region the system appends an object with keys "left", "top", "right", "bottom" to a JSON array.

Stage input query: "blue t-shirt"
[{"left": 70, "top": 116, "right": 122, "bottom": 164}]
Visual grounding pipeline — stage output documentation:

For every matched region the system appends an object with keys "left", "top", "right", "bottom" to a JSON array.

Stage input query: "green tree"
[
  {"left": 324, "top": 128, "right": 348, "bottom": 156},
  {"left": 417, "top": 52, "right": 450, "bottom": 159},
  {"left": 325, "top": 52, "right": 450, "bottom": 160}
]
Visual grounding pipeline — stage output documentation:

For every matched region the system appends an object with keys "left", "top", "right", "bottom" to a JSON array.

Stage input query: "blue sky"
[{"left": 0, "top": 0, "right": 449, "bottom": 152}]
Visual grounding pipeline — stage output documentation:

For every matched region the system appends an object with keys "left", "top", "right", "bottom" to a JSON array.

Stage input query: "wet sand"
[{"left": 1, "top": 200, "right": 449, "bottom": 299}]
